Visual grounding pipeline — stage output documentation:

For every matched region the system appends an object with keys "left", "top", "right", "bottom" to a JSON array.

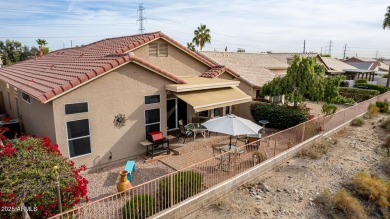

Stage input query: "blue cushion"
[{"left": 124, "top": 160, "right": 136, "bottom": 182}]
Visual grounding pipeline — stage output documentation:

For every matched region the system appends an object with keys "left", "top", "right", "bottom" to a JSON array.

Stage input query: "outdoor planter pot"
[{"left": 117, "top": 170, "right": 132, "bottom": 192}]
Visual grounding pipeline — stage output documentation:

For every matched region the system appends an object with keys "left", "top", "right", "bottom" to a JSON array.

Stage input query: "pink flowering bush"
[{"left": 0, "top": 129, "right": 88, "bottom": 219}]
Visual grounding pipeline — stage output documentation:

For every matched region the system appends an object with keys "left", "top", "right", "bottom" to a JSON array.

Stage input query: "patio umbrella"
[{"left": 202, "top": 114, "right": 263, "bottom": 148}]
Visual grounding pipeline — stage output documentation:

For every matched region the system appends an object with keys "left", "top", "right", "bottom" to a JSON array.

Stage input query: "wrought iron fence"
[{"left": 50, "top": 91, "right": 390, "bottom": 219}]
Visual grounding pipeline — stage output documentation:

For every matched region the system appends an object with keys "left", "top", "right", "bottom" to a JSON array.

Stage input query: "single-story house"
[
  {"left": 317, "top": 56, "right": 376, "bottom": 81},
  {"left": 343, "top": 56, "right": 389, "bottom": 74},
  {"left": 0, "top": 31, "right": 252, "bottom": 168},
  {"left": 268, "top": 52, "right": 318, "bottom": 65}
]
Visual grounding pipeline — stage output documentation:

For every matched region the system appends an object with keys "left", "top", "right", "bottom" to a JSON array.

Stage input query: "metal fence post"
[
  {"left": 233, "top": 149, "right": 237, "bottom": 175},
  {"left": 170, "top": 174, "right": 174, "bottom": 208}
]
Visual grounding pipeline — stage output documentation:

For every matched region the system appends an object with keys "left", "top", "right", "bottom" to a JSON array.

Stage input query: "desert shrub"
[
  {"left": 380, "top": 117, "right": 390, "bottom": 132},
  {"left": 253, "top": 151, "right": 266, "bottom": 163},
  {"left": 250, "top": 103, "right": 309, "bottom": 129},
  {"left": 333, "top": 189, "right": 366, "bottom": 219},
  {"left": 382, "top": 136, "right": 390, "bottom": 156},
  {"left": 355, "top": 79, "right": 368, "bottom": 84},
  {"left": 0, "top": 135, "right": 88, "bottom": 219},
  {"left": 353, "top": 83, "right": 389, "bottom": 94},
  {"left": 321, "top": 103, "right": 337, "bottom": 115},
  {"left": 122, "top": 194, "right": 155, "bottom": 219},
  {"left": 315, "top": 189, "right": 366, "bottom": 219},
  {"left": 382, "top": 158, "right": 390, "bottom": 176},
  {"left": 351, "top": 118, "right": 365, "bottom": 127},
  {"left": 350, "top": 172, "right": 390, "bottom": 211},
  {"left": 339, "top": 87, "right": 380, "bottom": 102},
  {"left": 368, "top": 104, "right": 380, "bottom": 117},
  {"left": 376, "top": 101, "right": 390, "bottom": 113},
  {"left": 382, "top": 74, "right": 388, "bottom": 78},
  {"left": 297, "top": 142, "right": 330, "bottom": 159},
  {"left": 159, "top": 171, "right": 203, "bottom": 208}
]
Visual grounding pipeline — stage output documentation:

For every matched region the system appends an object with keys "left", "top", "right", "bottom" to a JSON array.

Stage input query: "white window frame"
[
  {"left": 64, "top": 102, "right": 89, "bottom": 115},
  {"left": 66, "top": 118, "right": 92, "bottom": 159},
  {"left": 225, "top": 106, "right": 232, "bottom": 115},
  {"left": 167, "top": 98, "right": 178, "bottom": 131},
  {"left": 145, "top": 108, "right": 161, "bottom": 135},
  {"left": 21, "top": 92, "right": 31, "bottom": 104}
]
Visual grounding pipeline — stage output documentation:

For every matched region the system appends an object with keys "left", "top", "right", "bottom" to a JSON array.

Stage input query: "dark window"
[
  {"left": 213, "top": 108, "right": 222, "bottom": 117},
  {"left": 65, "top": 102, "right": 88, "bottom": 115},
  {"left": 145, "top": 108, "right": 160, "bottom": 135},
  {"left": 198, "top": 110, "right": 209, "bottom": 118},
  {"left": 22, "top": 92, "right": 31, "bottom": 103},
  {"left": 67, "top": 119, "right": 91, "bottom": 158},
  {"left": 7, "top": 91, "right": 11, "bottom": 111},
  {"left": 145, "top": 95, "right": 160, "bottom": 104},
  {"left": 225, "top": 106, "right": 231, "bottom": 115}
]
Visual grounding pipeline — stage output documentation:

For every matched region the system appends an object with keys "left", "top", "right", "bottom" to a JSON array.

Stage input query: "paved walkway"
[{"left": 160, "top": 136, "right": 248, "bottom": 170}]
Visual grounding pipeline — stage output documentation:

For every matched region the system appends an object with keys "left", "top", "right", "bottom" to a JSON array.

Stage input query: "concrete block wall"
[{"left": 155, "top": 115, "right": 360, "bottom": 219}]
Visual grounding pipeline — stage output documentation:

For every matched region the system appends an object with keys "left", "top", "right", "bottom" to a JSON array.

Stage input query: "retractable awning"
[{"left": 174, "top": 87, "right": 252, "bottom": 112}]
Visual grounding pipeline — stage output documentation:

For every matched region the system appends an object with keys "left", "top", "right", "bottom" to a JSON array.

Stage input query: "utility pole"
[
  {"left": 343, "top": 44, "right": 347, "bottom": 59},
  {"left": 320, "top": 47, "right": 323, "bottom": 55},
  {"left": 303, "top": 40, "right": 306, "bottom": 53},
  {"left": 71, "top": 40, "right": 72, "bottom": 48},
  {"left": 328, "top": 40, "right": 333, "bottom": 56},
  {"left": 376, "top": 50, "right": 378, "bottom": 59},
  {"left": 137, "top": 3, "right": 146, "bottom": 34}
]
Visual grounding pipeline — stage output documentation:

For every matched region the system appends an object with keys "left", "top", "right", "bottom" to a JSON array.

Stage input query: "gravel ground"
[
  {"left": 185, "top": 114, "right": 390, "bottom": 219},
  {"left": 82, "top": 155, "right": 175, "bottom": 201}
]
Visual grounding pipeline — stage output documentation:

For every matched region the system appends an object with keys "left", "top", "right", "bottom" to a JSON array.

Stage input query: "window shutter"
[
  {"left": 158, "top": 43, "right": 168, "bottom": 57},
  {"left": 149, "top": 43, "right": 158, "bottom": 57}
]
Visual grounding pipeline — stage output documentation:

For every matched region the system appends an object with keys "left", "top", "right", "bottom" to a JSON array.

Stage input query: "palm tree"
[
  {"left": 383, "top": 6, "right": 390, "bottom": 87},
  {"left": 192, "top": 24, "right": 211, "bottom": 50},
  {"left": 186, "top": 42, "right": 196, "bottom": 52},
  {"left": 36, "top": 39, "right": 47, "bottom": 48}
]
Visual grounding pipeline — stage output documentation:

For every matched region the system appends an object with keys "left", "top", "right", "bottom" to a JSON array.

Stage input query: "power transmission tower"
[
  {"left": 303, "top": 40, "right": 306, "bottom": 53},
  {"left": 328, "top": 40, "right": 333, "bottom": 56},
  {"left": 137, "top": 3, "right": 147, "bottom": 34},
  {"left": 343, "top": 44, "right": 347, "bottom": 59}
]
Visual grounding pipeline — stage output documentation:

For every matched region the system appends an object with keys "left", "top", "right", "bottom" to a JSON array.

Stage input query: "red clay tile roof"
[
  {"left": 0, "top": 32, "right": 192, "bottom": 103},
  {"left": 201, "top": 66, "right": 226, "bottom": 78}
]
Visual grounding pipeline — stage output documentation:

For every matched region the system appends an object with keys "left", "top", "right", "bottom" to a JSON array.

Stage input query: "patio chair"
[
  {"left": 212, "top": 146, "right": 228, "bottom": 169},
  {"left": 178, "top": 120, "right": 192, "bottom": 143}
]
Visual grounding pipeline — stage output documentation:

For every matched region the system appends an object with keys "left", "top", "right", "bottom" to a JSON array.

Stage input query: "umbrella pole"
[{"left": 229, "top": 136, "right": 232, "bottom": 149}]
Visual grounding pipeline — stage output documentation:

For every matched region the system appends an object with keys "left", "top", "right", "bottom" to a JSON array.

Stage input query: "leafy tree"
[
  {"left": 0, "top": 40, "right": 39, "bottom": 65},
  {"left": 0, "top": 132, "right": 88, "bottom": 218},
  {"left": 186, "top": 42, "right": 196, "bottom": 52},
  {"left": 261, "top": 56, "right": 326, "bottom": 107},
  {"left": 192, "top": 24, "right": 211, "bottom": 50},
  {"left": 323, "top": 75, "right": 345, "bottom": 103},
  {"left": 383, "top": 6, "right": 390, "bottom": 87}
]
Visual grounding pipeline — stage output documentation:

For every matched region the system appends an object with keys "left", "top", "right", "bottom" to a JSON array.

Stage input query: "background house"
[
  {"left": 0, "top": 32, "right": 251, "bottom": 168},
  {"left": 343, "top": 57, "right": 390, "bottom": 86}
]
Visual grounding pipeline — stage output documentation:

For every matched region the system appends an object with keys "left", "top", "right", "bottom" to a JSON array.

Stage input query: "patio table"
[{"left": 185, "top": 123, "right": 208, "bottom": 141}]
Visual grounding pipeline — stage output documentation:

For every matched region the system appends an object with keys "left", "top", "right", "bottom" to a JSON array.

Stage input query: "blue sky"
[{"left": 1, "top": 0, "right": 390, "bottom": 59}]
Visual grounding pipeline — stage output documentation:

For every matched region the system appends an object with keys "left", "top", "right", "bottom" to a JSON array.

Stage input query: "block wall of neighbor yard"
[
  {"left": 52, "top": 62, "right": 172, "bottom": 168},
  {"left": 49, "top": 91, "right": 390, "bottom": 219}
]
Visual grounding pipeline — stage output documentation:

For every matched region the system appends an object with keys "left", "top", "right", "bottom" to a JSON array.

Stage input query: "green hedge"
[
  {"left": 355, "top": 79, "right": 368, "bottom": 84},
  {"left": 382, "top": 74, "right": 388, "bottom": 78},
  {"left": 122, "top": 195, "right": 155, "bottom": 219},
  {"left": 250, "top": 103, "right": 309, "bottom": 129},
  {"left": 353, "top": 83, "right": 389, "bottom": 94},
  {"left": 376, "top": 101, "right": 389, "bottom": 113},
  {"left": 159, "top": 171, "right": 203, "bottom": 208},
  {"left": 339, "top": 87, "right": 380, "bottom": 102}
]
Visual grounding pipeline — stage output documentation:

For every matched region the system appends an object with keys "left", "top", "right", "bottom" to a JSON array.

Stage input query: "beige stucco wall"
[
  {"left": 0, "top": 82, "right": 56, "bottom": 140},
  {"left": 217, "top": 72, "right": 235, "bottom": 80},
  {"left": 132, "top": 39, "right": 210, "bottom": 77},
  {"left": 52, "top": 62, "right": 172, "bottom": 168},
  {"left": 232, "top": 80, "right": 256, "bottom": 120}
]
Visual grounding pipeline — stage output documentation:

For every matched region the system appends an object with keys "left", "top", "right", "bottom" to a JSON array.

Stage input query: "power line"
[{"left": 1, "top": 22, "right": 137, "bottom": 27}]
